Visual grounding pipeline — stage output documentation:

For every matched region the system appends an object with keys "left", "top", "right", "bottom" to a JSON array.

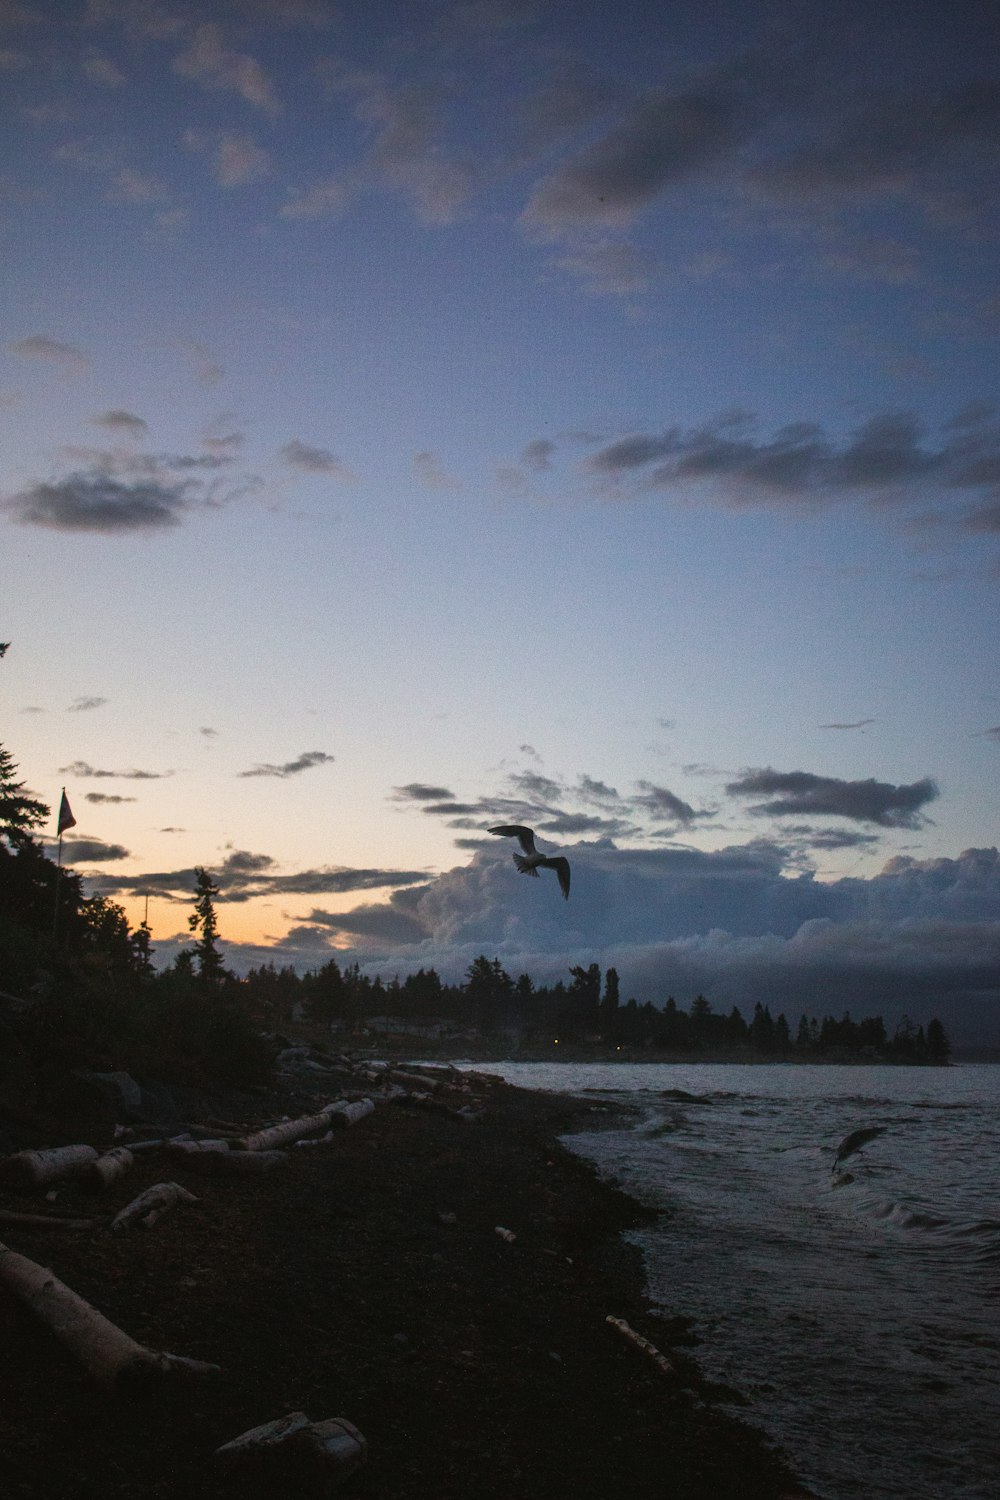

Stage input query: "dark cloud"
[
  {"left": 302, "top": 903, "right": 429, "bottom": 944},
  {"left": 84, "top": 792, "right": 136, "bottom": 804},
  {"left": 53, "top": 838, "right": 130, "bottom": 863},
  {"left": 7, "top": 472, "right": 189, "bottom": 532},
  {"left": 391, "top": 783, "right": 456, "bottom": 802},
  {"left": 238, "top": 750, "right": 334, "bottom": 778},
  {"left": 67, "top": 695, "right": 107, "bottom": 712},
  {"left": 585, "top": 409, "right": 1000, "bottom": 518},
  {"left": 521, "top": 438, "right": 555, "bottom": 471},
  {"left": 761, "top": 79, "right": 1000, "bottom": 199},
  {"left": 523, "top": 86, "right": 744, "bottom": 234},
  {"left": 60, "top": 760, "right": 172, "bottom": 780},
  {"left": 631, "top": 779, "right": 700, "bottom": 824},
  {"left": 727, "top": 767, "right": 939, "bottom": 828},
  {"left": 87, "top": 851, "right": 428, "bottom": 905},
  {"left": 819, "top": 719, "right": 876, "bottom": 730}
]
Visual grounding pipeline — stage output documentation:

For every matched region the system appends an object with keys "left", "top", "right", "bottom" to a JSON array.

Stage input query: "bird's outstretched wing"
[
  {"left": 541, "top": 855, "right": 571, "bottom": 899},
  {"left": 488, "top": 824, "right": 537, "bottom": 856}
]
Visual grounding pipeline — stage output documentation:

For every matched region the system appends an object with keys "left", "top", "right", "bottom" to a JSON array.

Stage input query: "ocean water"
[{"left": 463, "top": 1061, "right": 1000, "bottom": 1500}]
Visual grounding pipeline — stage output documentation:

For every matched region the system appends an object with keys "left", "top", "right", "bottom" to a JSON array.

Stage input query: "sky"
[{"left": 2, "top": 0, "right": 999, "bottom": 1043}]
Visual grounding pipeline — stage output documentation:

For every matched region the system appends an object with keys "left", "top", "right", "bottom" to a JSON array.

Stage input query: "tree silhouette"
[{"left": 188, "top": 866, "right": 225, "bottom": 985}]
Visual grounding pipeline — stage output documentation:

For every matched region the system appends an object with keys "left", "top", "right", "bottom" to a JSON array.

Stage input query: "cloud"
[
  {"left": 760, "top": 80, "right": 1000, "bottom": 201},
  {"left": 91, "top": 410, "right": 148, "bottom": 435},
  {"left": 83, "top": 51, "right": 126, "bottom": 87},
  {"left": 67, "top": 695, "right": 108, "bottom": 712},
  {"left": 281, "top": 842, "right": 1000, "bottom": 1042},
  {"left": 10, "top": 335, "right": 89, "bottom": 371},
  {"left": 87, "top": 850, "right": 429, "bottom": 905},
  {"left": 183, "top": 129, "right": 271, "bottom": 187},
  {"left": 237, "top": 750, "right": 335, "bottom": 779},
  {"left": 84, "top": 792, "right": 136, "bottom": 804},
  {"left": 362, "top": 82, "right": 475, "bottom": 224},
  {"left": 7, "top": 472, "right": 189, "bottom": 531},
  {"left": 522, "top": 86, "right": 744, "bottom": 236},
  {"left": 727, "top": 767, "right": 939, "bottom": 828},
  {"left": 173, "top": 23, "right": 278, "bottom": 113},
  {"left": 280, "top": 440, "right": 357, "bottom": 480},
  {"left": 60, "top": 760, "right": 171, "bottom": 779},
  {"left": 51, "top": 837, "right": 130, "bottom": 863},
  {"left": 392, "top": 783, "right": 457, "bottom": 802},
  {"left": 413, "top": 451, "right": 461, "bottom": 490},
  {"left": 631, "top": 780, "right": 702, "bottom": 824},
  {"left": 819, "top": 719, "right": 876, "bottom": 730},
  {"left": 302, "top": 902, "right": 429, "bottom": 945},
  {"left": 280, "top": 176, "right": 347, "bottom": 220},
  {"left": 584, "top": 408, "right": 1000, "bottom": 522}
]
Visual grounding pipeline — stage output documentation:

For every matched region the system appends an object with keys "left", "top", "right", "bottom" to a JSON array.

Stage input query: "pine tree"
[
  {"left": 188, "top": 866, "right": 225, "bottom": 984},
  {"left": 0, "top": 743, "right": 49, "bottom": 847}
]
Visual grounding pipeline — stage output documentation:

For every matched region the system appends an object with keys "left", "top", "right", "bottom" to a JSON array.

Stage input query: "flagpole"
[{"left": 52, "top": 786, "right": 75, "bottom": 942}]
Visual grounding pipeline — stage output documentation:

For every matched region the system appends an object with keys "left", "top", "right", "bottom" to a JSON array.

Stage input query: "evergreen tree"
[
  {"left": 0, "top": 743, "right": 49, "bottom": 847},
  {"left": 600, "top": 966, "right": 620, "bottom": 1036},
  {"left": 188, "top": 866, "right": 225, "bottom": 984}
]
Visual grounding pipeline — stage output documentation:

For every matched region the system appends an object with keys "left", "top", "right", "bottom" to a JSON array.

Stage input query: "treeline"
[
  {"left": 1, "top": 689, "right": 950, "bottom": 1092},
  {"left": 242, "top": 954, "right": 952, "bottom": 1063}
]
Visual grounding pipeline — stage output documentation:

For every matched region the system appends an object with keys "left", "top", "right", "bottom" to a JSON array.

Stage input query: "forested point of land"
[{"left": 1, "top": 710, "right": 951, "bottom": 1113}]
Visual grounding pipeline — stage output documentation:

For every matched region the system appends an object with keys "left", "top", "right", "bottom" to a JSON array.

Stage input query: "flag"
[{"left": 57, "top": 789, "right": 76, "bottom": 836}]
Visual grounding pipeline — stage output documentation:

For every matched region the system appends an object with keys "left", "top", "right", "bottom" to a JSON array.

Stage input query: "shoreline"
[{"left": 0, "top": 1068, "right": 818, "bottom": 1498}]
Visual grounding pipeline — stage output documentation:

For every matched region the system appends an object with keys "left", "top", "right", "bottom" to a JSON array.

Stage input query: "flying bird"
[{"left": 488, "top": 824, "right": 571, "bottom": 899}]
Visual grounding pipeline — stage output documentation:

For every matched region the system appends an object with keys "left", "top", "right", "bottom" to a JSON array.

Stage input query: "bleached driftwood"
[
  {"left": 84, "top": 1147, "right": 135, "bottom": 1193},
  {"left": 0, "top": 1241, "right": 220, "bottom": 1390},
  {"left": 326, "top": 1098, "right": 374, "bottom": 1128},
  {"left": 494, "top": 1226, "right": 517, "bottom": 1243},
  {"left": 238, "top": 1104, "right": 347, "bottom": 1153},
  {"left": 1, "top": 1145, "right": 99, "bottom": 1192},
  {"left": 168, "top": 1138, "right": 231, "bottom": 1155},
  {"left": 214, "top": 1410, "right": 367, "bottom": 1489},
  {"left": 0, "top": 1209, "right": 100, "bottom": 1231},
  {"left": 390, "top": 1069, "right": 441, "bottom": 1092},
  {"left": 605, "top": 1316, "right": 674, "bottom": 1376},
  {"left": 111, "top": 1182, "right": 199, "bottom": 1232}
]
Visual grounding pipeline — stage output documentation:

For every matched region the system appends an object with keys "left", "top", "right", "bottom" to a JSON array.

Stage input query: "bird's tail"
[{"left": 513, "top": 854, "right": 539, "bottom": 877}]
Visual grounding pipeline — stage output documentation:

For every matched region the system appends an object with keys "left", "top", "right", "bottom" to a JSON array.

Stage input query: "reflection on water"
[{"left": 466, "top": 1062, "right": 1000, "bottom": 1500}]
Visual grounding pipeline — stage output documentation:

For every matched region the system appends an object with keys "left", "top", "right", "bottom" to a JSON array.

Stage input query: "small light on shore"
[{"left": 553, "top": 1038, "right": 559, "bottom": 1045}]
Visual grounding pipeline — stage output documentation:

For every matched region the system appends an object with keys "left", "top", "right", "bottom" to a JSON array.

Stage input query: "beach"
[{"left": 0, "top": 1070, "right": 812, "bottom": 1499}]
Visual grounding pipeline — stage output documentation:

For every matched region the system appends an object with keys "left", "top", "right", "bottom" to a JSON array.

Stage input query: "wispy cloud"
[
  {"left": 91, "top": 409, "right": 149, "bottom": 435},
  {"left": 819, "top": 718, "right": 876, "bottom": 730},
  {"left": 10, "top": 334, "right": 89, "bottom": 371},
  {"left": 237, "top": 750, "right": 335, "bottom": 779},
  {"left": 7, "top": 472, "right": 190, "bottom": 531},
  {"left": 60, "top": 760, "right": 172, "bottom": 780},
  {"left": 84, "top": 792, "right": 136, "bottom": 804},
  {"left": 67, "top": 695, "right": 108, "bottom": 712},
  {"left": 173, "top": 23, "right": 279, "bottom": 114},
  {"left": 280, "top": 440, "right": 357, "bottom": 480},
  {"left": 183, "top": 128, "right": 271, "bottom": 187}
]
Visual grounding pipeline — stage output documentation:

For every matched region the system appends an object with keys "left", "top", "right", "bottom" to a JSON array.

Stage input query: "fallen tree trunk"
[
  {"left": 0, "top": 1241, "right": 220, "bottom": 1390},
  {"left": 111, "top": 1182, "right": 199, "bottom": 1232},
  {"left": 327, "top": 1098, "right": 375, "bottom": 1128},
  {"left": 1, "top": 1145, "right": 99, "bottom": 1192},
  {"left": 238, "top": 1103, "right": 348, "bottom": 1152}
]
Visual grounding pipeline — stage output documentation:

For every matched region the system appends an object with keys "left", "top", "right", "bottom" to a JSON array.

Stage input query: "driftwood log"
[
  {"left": 111, "top": 1182, "right": 199, "bottom": 1232},
  {"left": 605, "top": 1316, "right": 675, "bottom": 1376},
  {"left": 0, "top": 1241, "right": 220, "bottom": 1390},
  {"left": 238, "top": 1104, "right": 347, "bottom": 1153},
  {"left": 84, "top": 1147, "right": 135, "bottom": 1193},
  {"left": 215, "top": 1410, "right": 367, "bottom": 1491},
  {"left": 1, "top": 1145, "right": 99, "bottom": 1192}
]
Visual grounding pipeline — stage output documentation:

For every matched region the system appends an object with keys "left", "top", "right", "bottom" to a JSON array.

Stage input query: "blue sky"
[{"left": 2, "top": 0, "right": 999, "bottom": 1040}]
